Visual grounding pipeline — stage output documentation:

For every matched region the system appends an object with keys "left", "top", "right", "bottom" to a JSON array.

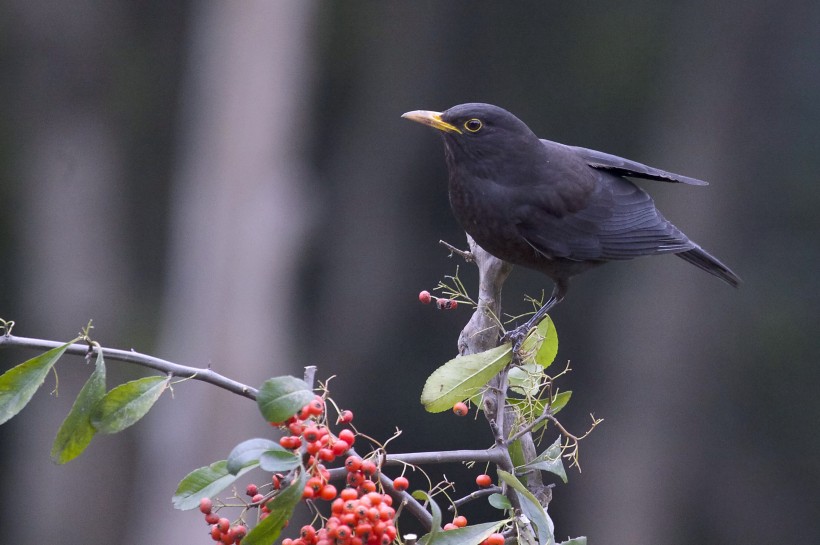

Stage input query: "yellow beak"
[{"left": 401, "top": 110, "right": 462, "bottom": 134}]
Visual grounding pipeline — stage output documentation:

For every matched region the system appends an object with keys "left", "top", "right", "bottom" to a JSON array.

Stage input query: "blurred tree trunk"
[
  {"left": 575, "top": 4, "right": 762, "bottom": 544},
  {"left": 125, "top": 1, "right": 316, "bottom": 543},
  {"left": 1, "top": 2, "right": 136, "bottom": 544}
]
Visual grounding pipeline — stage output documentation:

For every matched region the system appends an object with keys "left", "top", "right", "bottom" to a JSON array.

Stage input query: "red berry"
[
  {"left": 449, "top": 299, "right": 458, "bottom": 309},
  {"left": 307, "top": 396, "right": 325, "bottom": 416},
  {"left": 392, "top": 476, "right": 409, "bottom": 491},
  {"left": 307, "top": 476, "right": 324, "bottom": 494},
  {"left": 338, "top": 428, "right": 356, "bottom": 446},
  {"left": 347, "top": 471, "right": 365, "bottom": 487},
  {"left": 476, "top": 473, "right": 493, "bottom": 487},
  {"left": 251, "top": 493, "right": 264, "bottom": 504},
  {"left": 320, "top": 484, "right": 338, "bottom": 501},
  {"left": 331, "top": 439, "right": 350, "bottom": 456},
  {"left": 361, "top": 460, "right": 377, "bottom": 477},
  {"left": 246, "top": 483, "right": 258, "bottom": 497},
  {"left": 229, "top": 525, "right": 247, "bottom": 541},
  {"left": 217, "top": 518, "right": 230, "bottom": 533},
  {"left": 340, "top": 488, "right": 359, "bottom": 501},
  {"left": 419, "top": 290, "right": 432, "bottom": 304},
  {"left": 355, "top": 522, "right": 373, "bottom": 538},
  {"left": 345, "top": 455, "right": 363, "bottom": 472},
  {"left": 453, "top": 401, "right": 469, "bottom": 416},
  {"left": 301, "top": 525, "right": 317, "bottom": 542},
  {"left": 443, "top": 522, "right": 458, "bottom": 530},
  {"left": 453, "top": 515, "right": 467, "bottom": 527},
  {"left": 485, "top": 532, "right": 505, "bottom": 545},
  {"left": 337, "top": 410, "right": 354, "bottom": 424},
  {"left": 199, "top": 497, "right": 213, "bottom": 514},
  {"left": 210, "top": 525, "right": 222, "bottom": 541},
  {"left": 205, "top": 512, "right": 220, "bottom": 525},
  {"left": 318, "top": 448, "right": 335, "bottom": 462},
  {"left": 302, "top": 425, "right": 321, "bottom": 443}
]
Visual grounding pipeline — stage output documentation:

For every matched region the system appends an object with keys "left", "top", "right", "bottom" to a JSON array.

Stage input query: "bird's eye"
[{"left": 464, "top": 118, "right": 483, "bottom": 133}]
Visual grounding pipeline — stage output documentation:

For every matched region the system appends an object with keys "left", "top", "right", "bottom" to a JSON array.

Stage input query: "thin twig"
[
  {"left": 438, "top": 240, "right": 475, "bottom": 262},
  {"left": 448, "top": 485, "right": 502, "bottom": 510},
  {"left": 0, "top": 334, "right": 258, "bottom": 400}
]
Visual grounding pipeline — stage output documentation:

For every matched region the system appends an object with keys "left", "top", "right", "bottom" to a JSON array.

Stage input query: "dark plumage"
[{"left": 402, "top": 103, "right": 739, "bottom": 332}]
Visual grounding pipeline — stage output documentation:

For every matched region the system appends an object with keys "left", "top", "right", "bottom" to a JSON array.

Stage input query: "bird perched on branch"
[{"left": 402, "top": 103, "right": 739, "bottom": 338}]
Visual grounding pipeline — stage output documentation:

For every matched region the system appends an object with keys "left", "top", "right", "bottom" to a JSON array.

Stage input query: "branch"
[
  {"left": 381, "top": 448, "right": 508, "bottom": 467},
  {"left": 0, "top": 334, "right": 258, "bottom": 400}
]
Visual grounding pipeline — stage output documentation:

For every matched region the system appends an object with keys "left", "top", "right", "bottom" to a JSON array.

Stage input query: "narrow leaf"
[
  {"left": 421, "top": 343, "right": 512, "bottom": 413},
  {"left": 259, "top": 448, "right": 301, "bottom": 473},
  {"left": 243, "top": 470, "right": 306, "bottom": 545},
  {"left": 508, "top": 363, "right": 546, "bottom": 397},
  {"left": 548, "top": 391, "right": 571, "bottom": 416},
  {"left": 172, "top": 459, "right": 256, "bottom": 510},
  {"left": 508, "top": 390, "right": 572, "bottom": 432},
  {"left": 412, "top": 490, "right": 443, "bottom": 545},
  {"left": 0, "top": 340, "right": 74, "bottom": 425},
  {"left": 422, "top": 520, "right": 505, "bottom": 545},
  {"left": 520, "top": 316, "right": 558, "bottom": 369},
  {"left": 226, "top": 438, "right": 280, "bottom": 474},
  {"left": 51, "top": 350, "right": 107, "bottom": 463},
  {"left": 256, "top": 376, "right": 314, "bottom": 424},
  {"left": 522, "top": 435, "right": 567, "bottom": 484},
  {"left": 558, "top": 538, "right": 587, "bottom": 545},
  {"left": 90, "top": 375, "right": 169, "bottom": 434},
  {"left": 508, "top": 438, "right": 525, "bottom": 468},
  {"left": 488, "top": 493, "right": 512, "bottom": 510},
  {"left": 498, "top": 470, "right": 555, "bottom": 545}
]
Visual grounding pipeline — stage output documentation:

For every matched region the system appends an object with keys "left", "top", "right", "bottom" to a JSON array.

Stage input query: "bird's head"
[{"left": 402, "top": 103, "right": 544, "bottom": 178}]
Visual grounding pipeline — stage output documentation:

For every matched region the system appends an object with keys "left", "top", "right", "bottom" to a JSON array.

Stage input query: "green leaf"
[
  {"left": 90, "top": 375, "right": 169, "bottom": 434},
  {"left": 498, "top": 470, "right": 554, "bottom": 545},
  {"left": 508, "top": 438, "right": 526, "bottom": 468},
  {"left": 259, "top": 448, "right": 301, "bottom": 473},
  {"left": 172, "top": 459, "right": 256, "bottom": 510},
  {"left": 0, "top": 340, "right": 74, "bottom": 425},
  {"left": 51, "top": 350, "right": 107, "bottom": 464},
  {"left": 519, "top": 316, "right": 558, "bottom": 369},
  {"left": 243, "top": 470, "right": 306, "bottom": 545},
  {"left": 508, "top": 390, "right": 572, "bottom": 433},
  {"left": 256, "top": 376, "right": 314, "bottom": 424},
  {"left": 412, "top": 490, "right": 442, "bottom": 545},
  {"left": 548, "top": 390, "right": 571, "bottom": 416},
  {"left": 422, "top": 520, "right": 505, "bottom": 545},
  {"left": 226, "top": 438, "right": 279, "bottom": 474},
  {"left": 508, "top": 363, "right": 546, "bottom": 398},
  {"left": 522, "top": 435, "right": 567, "bottom": 484},
  {"left": 488, "top": 493, "right": 512, "bottom": 510},
  {"left": 421, "top": 343, "right": 512, "bottom": 413},
  {"left": 558, "top": 538, "right": 587, "bottom": 545}
]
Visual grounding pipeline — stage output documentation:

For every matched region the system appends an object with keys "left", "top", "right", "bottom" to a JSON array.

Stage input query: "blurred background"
[{"left": 1, "top": 1, "right": 818, "bottom": 544}]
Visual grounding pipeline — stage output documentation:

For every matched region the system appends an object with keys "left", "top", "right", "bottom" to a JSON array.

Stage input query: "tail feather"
[{"left": 677, "top": 247, "right": 741, "bottom": 287}]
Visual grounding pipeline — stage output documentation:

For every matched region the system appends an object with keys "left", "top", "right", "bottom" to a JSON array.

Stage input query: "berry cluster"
[
  {"left": 273, "top": 397, "right": 400, "bottom": 544},
  {"left": 199, "top": 497, "right": 247, "bottom": 544},
  {"left": 284, "top": 487, "right": 398, "bottom": 545},
  {"left": 276, "top": 396, "right": 356, "bottom": 502},
  {"left": 418, "top": 290, "right": 458, "bottom": 310}
]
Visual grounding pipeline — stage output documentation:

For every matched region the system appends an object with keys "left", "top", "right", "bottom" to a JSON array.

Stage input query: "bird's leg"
[{"left": 502, "top": 281, "right": 567, "bottom": 352}]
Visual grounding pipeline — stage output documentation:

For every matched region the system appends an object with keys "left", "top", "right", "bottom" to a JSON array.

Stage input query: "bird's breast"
[{"left": 448, "top": 171, "right": 536, "bottom": 262}]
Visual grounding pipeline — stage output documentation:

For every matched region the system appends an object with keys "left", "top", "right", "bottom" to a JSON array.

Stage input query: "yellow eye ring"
[{"left": 464, "top": 118, "right": 483, "bottom": 132}]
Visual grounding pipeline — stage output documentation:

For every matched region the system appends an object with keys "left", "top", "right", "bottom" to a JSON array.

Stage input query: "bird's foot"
[{"left": 500, "top": 323, "right": 534, "bottom": 353}]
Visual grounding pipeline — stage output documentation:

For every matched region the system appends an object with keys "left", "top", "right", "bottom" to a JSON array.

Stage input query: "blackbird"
[{"left": 402, "top": 103, "right": 740, "bottom": 334}]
